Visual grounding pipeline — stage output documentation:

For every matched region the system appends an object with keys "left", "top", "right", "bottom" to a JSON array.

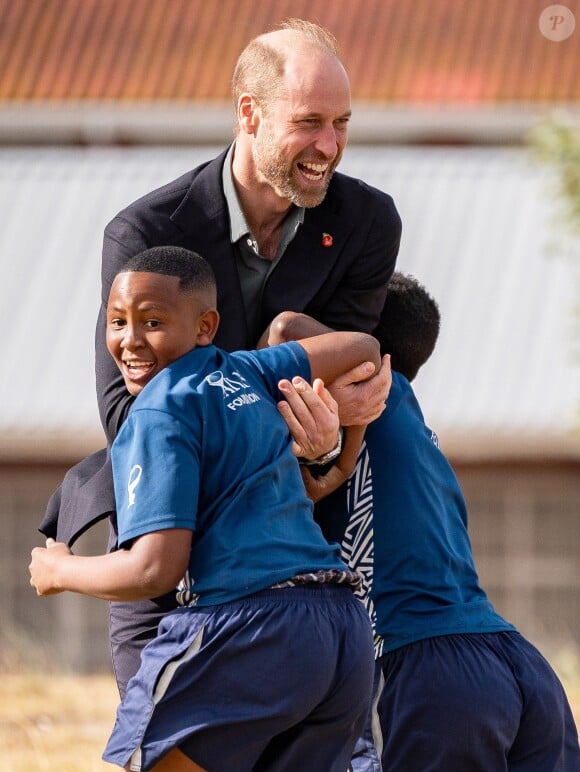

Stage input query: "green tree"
[
  {"left": 529, "top": 114, "right": 579, "bottom": 412},
  {"left": 528, "top": 114, "right": 580, "bottom": 242}
]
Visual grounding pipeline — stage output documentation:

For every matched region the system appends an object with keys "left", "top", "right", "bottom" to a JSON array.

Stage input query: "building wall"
[
  {"left": 0, "top": 463, "right": 110, "bottom": 673},
  {"left": 1, "top": 460, "right": 579, "bottom": 673},
  {"left": 459, "top": 460, "right": 580, "bottom": 651}
]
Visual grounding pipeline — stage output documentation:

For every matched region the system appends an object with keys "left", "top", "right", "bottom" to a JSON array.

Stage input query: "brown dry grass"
[
  {"left": 0, "top": 672, "right": 118, "bottom": 771},
  {"left": 1, "top": 651, "right": 579, "bottom": 771}
]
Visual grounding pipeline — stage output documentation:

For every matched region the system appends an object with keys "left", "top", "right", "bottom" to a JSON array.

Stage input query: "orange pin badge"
[{"left": 322, "top": 232, "right": 333, "bottom": 247}]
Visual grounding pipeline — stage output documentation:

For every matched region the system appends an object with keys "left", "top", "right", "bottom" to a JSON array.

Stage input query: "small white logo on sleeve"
[
  {"left": 128, "top": 464, "right": 142, "bottom": 507},
  {"left": 204, "top": 369, "right": 260, "bottom": 411}
]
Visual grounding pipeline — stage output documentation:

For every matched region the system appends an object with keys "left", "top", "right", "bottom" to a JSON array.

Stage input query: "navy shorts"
[
  {"left": 103, "top": 585, "right": 375, "bottom": 771},
  {"left": 353, "top": 631, "right": 580, "bottom": 771}
]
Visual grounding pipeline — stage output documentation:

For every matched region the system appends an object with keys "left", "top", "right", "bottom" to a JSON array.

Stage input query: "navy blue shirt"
[
  {"left": 112, "top": 342, "right": 346, "bottom": 606},
  {"left": 340, "top": 372, "right": 514, "bottom": 655}
]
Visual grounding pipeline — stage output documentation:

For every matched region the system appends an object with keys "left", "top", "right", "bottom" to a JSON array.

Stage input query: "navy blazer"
[{"left": 41, "top": 146, "right": 401, "bottom": 546}]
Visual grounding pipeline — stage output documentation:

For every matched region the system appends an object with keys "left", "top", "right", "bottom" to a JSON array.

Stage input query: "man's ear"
[
  {"left": 196, "top": 309, "right": 220, "bottom": 346},
  {"left": 238, "top": 93, "right": 260, "bottom": 136}
]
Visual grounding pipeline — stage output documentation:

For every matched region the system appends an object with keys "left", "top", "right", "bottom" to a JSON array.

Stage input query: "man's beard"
[{"left": 252, "top": 128, "right": 339, "bottom": 208}]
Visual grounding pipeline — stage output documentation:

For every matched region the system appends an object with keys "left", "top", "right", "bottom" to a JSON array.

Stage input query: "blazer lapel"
[
  {"left": 170, "top": 149, "right": 251, "bottom": 350},
  {"left": 262, "top": 188, "right": 352, "bottom": 317}
]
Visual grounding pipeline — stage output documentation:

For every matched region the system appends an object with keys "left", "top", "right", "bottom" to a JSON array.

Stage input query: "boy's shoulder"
[
  {"left": 129, "top": 346, "right": 219, "bottom": 418},
  {"left": 369, "top": 370, "right": 424, "bottom": 435},
  {"left": 232, "top": 340, "right": 307, "bottom": 370},
  {"left": 130, "top": 341, "right": 309, "bottom": 417},
  {"left": 387, "top": 370, "right": 415, "bottom": 410}
]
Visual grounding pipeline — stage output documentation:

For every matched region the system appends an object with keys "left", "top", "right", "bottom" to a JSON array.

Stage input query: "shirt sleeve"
[
  {"left": 111, "top": 408, "right": 201, "bottom": 547},
  {"left": 242, "top": 341, "right": 312, "bottom": 397}
]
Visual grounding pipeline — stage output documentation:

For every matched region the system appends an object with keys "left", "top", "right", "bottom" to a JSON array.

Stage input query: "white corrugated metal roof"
[
  {"left": 342, "top": 147, "right": 580, "bottom": 458},
  {"left": 1, "top": 145, "right": 578, "bottom": 459}
]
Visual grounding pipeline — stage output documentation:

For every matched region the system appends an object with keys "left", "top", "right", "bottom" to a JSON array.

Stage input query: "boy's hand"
[
  {"left": 277, "top": 377, "right": 340, "bottom": 460},
  {"left": 329, "top": 354, "right": 391, "bottom": 426},
  {"left": 29, "top": 538, "right": 71, "bottom": 596}
]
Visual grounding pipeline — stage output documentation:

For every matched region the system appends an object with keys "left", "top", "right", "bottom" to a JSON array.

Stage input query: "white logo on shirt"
[
  {"left": 205, "top": 369, "right": 260, "bottom": 411},
  {"left": 128, "top": 464, "right": 142, "bottom": 507},
  {"left": 205, "top": 370, "right": 251, "bottom": 396}
]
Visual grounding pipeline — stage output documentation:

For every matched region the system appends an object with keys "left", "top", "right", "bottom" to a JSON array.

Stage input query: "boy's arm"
[
  {"left": 298, "top": 331, "right": 381, "bottom": 386},
  {"left": 291, "top": 331, "right": 385, "bottom": 480},
  {"left": 29, "top": 529, "right": 191, "bottom": 602},
  {"left": 258, "top": 311, "right": 332, "bottom": 348},
  {"left": 266, "top": 312, "right": 388, "bottom": 426}
]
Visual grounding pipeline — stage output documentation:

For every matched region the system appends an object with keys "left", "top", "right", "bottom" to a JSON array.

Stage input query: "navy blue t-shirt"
[
  {"left": 112, "top": 342, "right": 346, "bottom": 606},
  {"left": 341, "top": 371, "right": 514, "bottom": 655}
]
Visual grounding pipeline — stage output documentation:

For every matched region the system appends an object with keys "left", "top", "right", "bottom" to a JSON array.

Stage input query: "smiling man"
[
  {"left": 234, "top": 25, "right": 351, "bottom": 214},
  {"left": 97, "top": 19, "right": 401, "bottom": 441},
  {"left": 41, "top": 18, "right": 402, "bottom": 698}
]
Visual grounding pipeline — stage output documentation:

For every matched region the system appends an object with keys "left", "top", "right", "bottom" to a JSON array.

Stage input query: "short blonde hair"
[
  {"left": 277, "top": 18, "right": 339, "bottom": 54},
  {"left": 231, "top": 18, "right": 341, "bottom": 113}
]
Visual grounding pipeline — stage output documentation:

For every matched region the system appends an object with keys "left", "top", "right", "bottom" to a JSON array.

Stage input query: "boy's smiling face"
[{"left": 106, "top": 271, "right": 219, "bottom": 395}]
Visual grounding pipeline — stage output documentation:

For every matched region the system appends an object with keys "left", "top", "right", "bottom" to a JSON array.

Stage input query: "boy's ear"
[{"left": 196, "top": 309, "right": 220, "bottom": 346}]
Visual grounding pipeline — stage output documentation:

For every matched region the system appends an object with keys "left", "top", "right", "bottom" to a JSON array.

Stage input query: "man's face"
[
  {"left": 106, "top": 271, "right": 205, "bottom": 396},
  {"left": 252, "top": 52, "right": 351, "bottom": 208}
]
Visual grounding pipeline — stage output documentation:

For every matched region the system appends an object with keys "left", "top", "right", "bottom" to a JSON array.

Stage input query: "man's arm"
[
  {"left": 96, "top": 219, "right": 150, "bottom": 442},
  {"left": 324, "top": 189, "right": 401, "bottom": 333},
  {"left": 300, "top": 423, "right": 367, "bottom": 503},
  {"left": 275, "top": 377, "right": 341, "bottom": 460},
  {"left": 269, "top": 314, "right": 377, "bottom": 499},
  {"left": 30, "top": 529, "right": 191, "bottom": 602}
]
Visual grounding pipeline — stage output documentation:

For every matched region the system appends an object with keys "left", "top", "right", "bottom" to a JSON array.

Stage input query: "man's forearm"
[{"left": 300, "top": 424, "right": 367, "bottom": 503}]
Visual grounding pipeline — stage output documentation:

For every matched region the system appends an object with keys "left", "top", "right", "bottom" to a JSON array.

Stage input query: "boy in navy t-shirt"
[
  {"left": 270, "top": 273, "right": 580, "bottom": 771},
  {"left": 29, "top": 246, "right": 383, "bottom": 772}
]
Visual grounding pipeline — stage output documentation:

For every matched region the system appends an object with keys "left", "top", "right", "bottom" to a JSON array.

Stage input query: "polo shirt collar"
[{"left": 222, "top": 142, "right": 304, "bottom": 246}]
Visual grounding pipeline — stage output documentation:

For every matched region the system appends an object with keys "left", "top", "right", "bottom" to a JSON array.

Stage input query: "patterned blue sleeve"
[{"left": 111, "top": 408, "right": 201, "bottom": 547}]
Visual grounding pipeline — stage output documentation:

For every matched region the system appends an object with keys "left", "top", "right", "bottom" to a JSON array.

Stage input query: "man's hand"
[
  {"left": 29, "top": 538, "right": 71, "bottom": 596},
  {"left": 329, "top": 354, "right": 392, "bottom": 426},
  {"left": 277, "top": 377, "right": 340, "bottom": 460}
]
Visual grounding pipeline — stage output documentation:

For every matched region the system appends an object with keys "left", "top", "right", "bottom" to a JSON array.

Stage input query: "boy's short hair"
[
  {"left": 373, "top": 272, "right": 440, "bottom": 382},
  {"left": 119, "top": 246, "right": 217, "bottom": 296}
]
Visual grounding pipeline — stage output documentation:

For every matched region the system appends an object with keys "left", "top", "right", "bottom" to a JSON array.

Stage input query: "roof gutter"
[
  {"left": 1, "top": 428, "right": 579, "bottom": 465},
  {"left": 4, "top": 101, "right": 579, "bottom": 146}
]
